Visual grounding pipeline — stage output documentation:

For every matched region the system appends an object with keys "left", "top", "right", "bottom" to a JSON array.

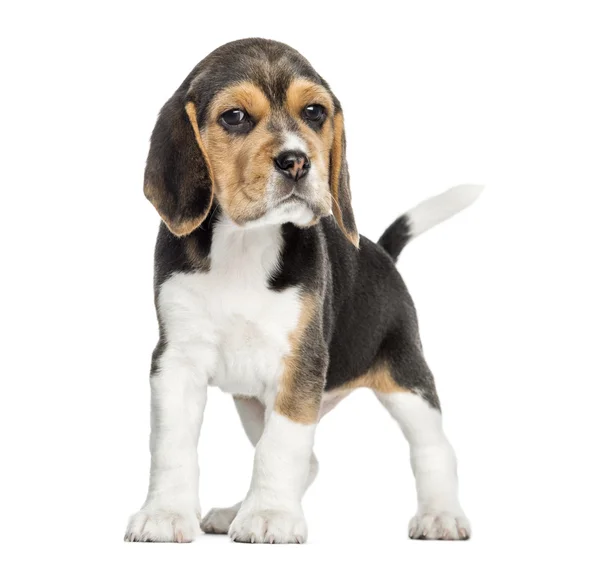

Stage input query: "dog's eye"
[
  {"left": 220, "top": 109, "right": 253, "bottom": 132},
  {"left": 302, "top": 104, "right": 326, "bottom": 124}
]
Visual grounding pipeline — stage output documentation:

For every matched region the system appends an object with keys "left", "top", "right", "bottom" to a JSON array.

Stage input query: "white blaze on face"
[
  {"left": 281, "top": 132, "right": 309, "bottom": 153},
  {"left": 281, "top": 132, "right": 331, "bottom": 217},
  {"left": 252, "top": 132, "right": 313, "bottom": 227},
  {"left": 257, "top": 129, "right": 332, "bottom": 228}
]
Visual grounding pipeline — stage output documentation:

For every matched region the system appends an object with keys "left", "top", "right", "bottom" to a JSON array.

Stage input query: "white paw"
[
  {"left": 124, "top": 507, "right": 201, "bottom": 542},
  {"left": 408, "top": 510, "right": 471, "bottom": 540},
  {"left": 200, "top": 504, "right": 240, "bottom": 535},
  {"left": 229, "top": 507, "right": 307, "bottom": 544}
]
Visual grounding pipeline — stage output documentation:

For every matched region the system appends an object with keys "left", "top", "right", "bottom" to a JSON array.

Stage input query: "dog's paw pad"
[
  {"left": 408, "top": 511, "right": 471, "bottom": 540},
  {"left": 124, "top": 508, "right": 200, "bottom": 543}
]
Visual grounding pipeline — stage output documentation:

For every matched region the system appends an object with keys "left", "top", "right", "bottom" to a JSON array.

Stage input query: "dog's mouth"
[
  {"left": 279, "top": 192, "right": 307, "bottom": 206},
  {"left": 275, "top": 190, "right": 329, "bottom": 218}
]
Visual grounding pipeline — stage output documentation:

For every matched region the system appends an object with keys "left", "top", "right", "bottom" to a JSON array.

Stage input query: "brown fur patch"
[
  {"left": 337, "top": 363, "right": 408, "bottom": 394},
  {"left": 200, "top": 82, "right": 276, "bottom": 224},
  {"left": 208, "top": 82, "right": 271, "bottom": 122},
  {"left": 275, "top": 294, "right": 324, "bottom": 424},
  {"left": 330, "top": 113, "right": 360, "bottom": 248},
  {"left": 286, "top": 79, "right": 334, "bottom": 117}
]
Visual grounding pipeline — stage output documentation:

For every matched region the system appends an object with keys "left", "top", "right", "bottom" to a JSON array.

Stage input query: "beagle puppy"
[{"left": 125, "top": 38, "right": 481, "bottom": 544}]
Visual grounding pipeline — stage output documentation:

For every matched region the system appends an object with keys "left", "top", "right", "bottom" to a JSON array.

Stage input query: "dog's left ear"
[
  {"left": 143, "top": 94, "right": 214, "bottom": 237},
  {"left": 330, "top": 111, "right": 359, "bottom": 248}
]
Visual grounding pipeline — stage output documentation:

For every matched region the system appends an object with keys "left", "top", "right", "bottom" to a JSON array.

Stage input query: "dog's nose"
[{"left": 274, "top": 150, "right": 310, "bottom": 181}]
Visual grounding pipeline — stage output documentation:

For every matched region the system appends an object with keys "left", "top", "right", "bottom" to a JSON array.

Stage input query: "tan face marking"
[
  {"left": 285, "top": 79, "right": 334, "bottom": 118},
  {"left": 197, "top": 79, "right": 339, "bottom": 226},
  {"left": 200, "top": 83, "right": 274, "bottom": 224}
]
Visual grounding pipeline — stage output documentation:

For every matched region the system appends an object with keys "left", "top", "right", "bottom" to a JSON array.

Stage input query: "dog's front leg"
[
  {"left": 125, "top": 346, "right": 207, "bottom": 542},
  {"left": 228, "top": 408, "right": 319, "bottom": 544},
  {"left": 229, "top": 336, "right": 326, "bottom": 544}
]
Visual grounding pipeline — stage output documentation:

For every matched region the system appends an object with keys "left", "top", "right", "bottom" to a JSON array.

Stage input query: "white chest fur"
[{"left": 157, "top": 218, "right": 302, "bottom": 401}]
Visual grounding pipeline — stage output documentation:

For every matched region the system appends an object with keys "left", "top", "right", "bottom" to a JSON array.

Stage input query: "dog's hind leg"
[
  {"left": 373, "top": 348, "right": 471, "bottom": 540},
  {"left": 200, "top": 396, "right": 319, "bottom": 534}
]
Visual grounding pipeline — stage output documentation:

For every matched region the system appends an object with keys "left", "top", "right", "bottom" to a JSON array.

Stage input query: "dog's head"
[{"left": 144, "top": 38, "right": 358, "bottom": 246}]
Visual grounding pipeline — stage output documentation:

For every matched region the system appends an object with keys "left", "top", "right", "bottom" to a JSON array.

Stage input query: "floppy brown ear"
[
  {"left": 144, "top": 96, "right": 214, "bottom": 237},
  {"left": 330, "top": 112, "right": 359, "bottom": 248}
]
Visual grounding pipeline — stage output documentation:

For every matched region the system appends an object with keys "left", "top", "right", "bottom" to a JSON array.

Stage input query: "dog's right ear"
[{"left": 144, "top": 96, "right": 214, "bottom": 237}]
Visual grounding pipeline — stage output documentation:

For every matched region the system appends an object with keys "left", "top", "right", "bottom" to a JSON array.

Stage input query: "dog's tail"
[{"left": 377, "top": 184, "right": 484, "bottom": 262}]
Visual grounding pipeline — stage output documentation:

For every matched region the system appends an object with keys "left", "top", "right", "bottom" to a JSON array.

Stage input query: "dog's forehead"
[{"left": 184, "top": 39, "right": 330, "bottom": 119}]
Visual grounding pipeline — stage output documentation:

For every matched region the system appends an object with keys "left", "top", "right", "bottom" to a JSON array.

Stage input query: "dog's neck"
[{"left": 210, "top": 214, "right": 284, "bottom": 281}]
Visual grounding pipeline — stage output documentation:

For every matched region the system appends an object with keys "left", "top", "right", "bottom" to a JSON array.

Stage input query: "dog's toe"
[
  {"left": 125, "top": 507, "right": 200, "bottom": 543},
  {"left": 408, "top": 511, "right": 471, "bottom": 540}
]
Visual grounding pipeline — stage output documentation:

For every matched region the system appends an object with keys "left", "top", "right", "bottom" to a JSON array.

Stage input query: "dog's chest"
[{"left": 157, "top": 220, "right": 301, "bottom": 399}]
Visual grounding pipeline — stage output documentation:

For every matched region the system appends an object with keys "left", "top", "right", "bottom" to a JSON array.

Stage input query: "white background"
[{"left": 2, "top": 1, "right": 599, "bottom": 562}]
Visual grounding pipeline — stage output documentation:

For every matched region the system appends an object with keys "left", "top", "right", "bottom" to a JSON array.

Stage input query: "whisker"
[
  {"left": 207, "top": 201, "right": 221, "bottom": 227},
  {"left": 331, "top": 195, "right": 343, "bottom": 222}
]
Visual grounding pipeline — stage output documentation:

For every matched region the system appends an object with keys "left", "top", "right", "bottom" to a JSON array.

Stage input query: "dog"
[{"left": 125, "top": 38, "right": 481, "bottom": 544}]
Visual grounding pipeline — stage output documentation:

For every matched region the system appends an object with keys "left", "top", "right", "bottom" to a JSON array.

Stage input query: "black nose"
[{"left": 274, "top": 150, "right": 310, "bottom": 181}]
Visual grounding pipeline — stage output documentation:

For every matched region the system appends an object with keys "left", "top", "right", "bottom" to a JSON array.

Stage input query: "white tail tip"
[{"left": 408, "top": 184, "right": 484, "bottom": 238}]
